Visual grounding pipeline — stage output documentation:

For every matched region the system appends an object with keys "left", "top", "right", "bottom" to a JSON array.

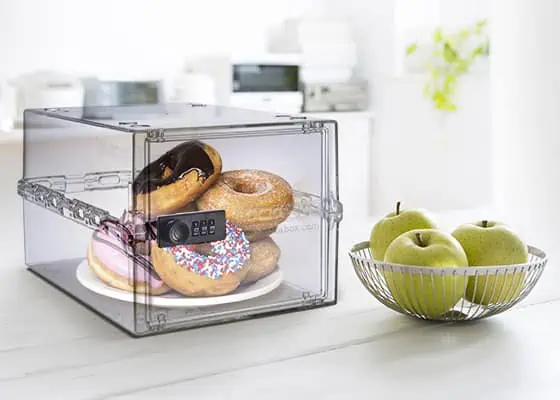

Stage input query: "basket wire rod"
[
  {"left": 430, "top": 271, "right": 438, "bottom": 319},
  {"left": 508, "top": 261, "right": 537, "bottom": 310},
  {"left": 493, "top": 268, "right": 511, "bottom": 310},
  {"left": 456, "top": 269, "right": 470, "bottom": 317},
  {"left": 363, "top": 252, "right": 391, "bottom": 299},
  {"left": 353, "top": 257, "right": 385, "bottom": 307},
  {"left": 396, "top": 266, "right": 417, "bottom": 317},
  {"left": 486, "top": 267, "right": 500, "bottom": 305},
  {"left": 377, "top": 265, "right": 406, "bottom": 314},
  {"left": 355, "top": 247, "right": 398, "bottom": 309},
  {"left": 408, "top": 270, "right": 420, "bottom": 318},
  {"left": 384, "top": 266, "right": 399, "bottom": 312},
  {"left": 398, "top": 267, "right": 413, "bottom": 317},
  {"left": 437, "top": 271, "right": 445, "bottom": 318},
  {"left": 501, "top": 266, "right": 524, "bottom": 307},
  {"left": 469, "top": 270, "right": 483, "bottom": 317},
  {"left": 360, "top": 251, "right": 384, "bottom": 298},
  {"left": 418, "top": 270, "right": 429, "bottom": 318},
  {"left": 517, "top": 266, "right": 541, "bottom": 303},
  {"left": 452, "top": 271, "right": 458, "bottom": 318},
  {"left": 413, "top": 270, "right": 425, "bottom": 318},
  {"left": 372, "top": 266, "right": 393, "bottom": 303},
  {"left": 498, "top": 266, "right": 532, "bottom": 312},
  {"left": 374, "top": 267, "right": 400, "bottom": 310},
  {"left": 368, "top": 272, "right": 399, "bottom": 312}
]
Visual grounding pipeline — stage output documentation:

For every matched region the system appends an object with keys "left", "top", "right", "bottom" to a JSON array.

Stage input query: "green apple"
[
  {"left": 383, "top": 229, "right": 469, "bottom": 318},
  {"left": 369, "top": 201, "right": 438, "bottom": 261},
  {"left": 451, "top": 220, "right": 529, "bottom": 305}
]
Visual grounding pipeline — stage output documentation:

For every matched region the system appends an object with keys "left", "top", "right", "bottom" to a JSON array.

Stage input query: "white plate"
[{"left": 76, "top": 260, "right": 283, "bottom": 308}]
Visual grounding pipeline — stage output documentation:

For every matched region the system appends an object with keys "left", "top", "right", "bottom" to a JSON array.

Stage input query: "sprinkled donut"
[
  {"left": 133, "top": 140, "right": 222, "bottom": 218},
  {"left": 151, "top": 221, "right": 251, "bottom": 296},
  {"left": 196, "top": 170, "right": 294, "bottom": 235}
]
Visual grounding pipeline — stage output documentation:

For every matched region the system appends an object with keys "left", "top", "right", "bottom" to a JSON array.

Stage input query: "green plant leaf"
[
  {"left": 442, "top": 102, "right": 457, "bottom": 112},
  {"left": 418, "top": 20, "right": 488, "bottom": 112},
  {"left": 474, "top": 19, "right": 487, "bottom": 34},
  {"left": 455, "top": 59, "right": 470, "bottom": 74},
  {"left": 459, "top": 28, "right": 470, "bottom": 39},
  {"left": 471, "top": 45, "right": 486, "bottom": 59},
  {"left": 432, "top": 90, "right": 446, "bottom": 103},
  {"left": 433, "top": 48, "right": 443, "bottom": 58},
  {"left": 444, "top": 74, "right": 457, "bottom": 92},
  {"left": 433, "top": 28, "right": 443, "bottom": 43},
  {"left": 443, "top": 42, "right": 459, "bottom": 63},
  {"left": 434, "top": 95, "right": 456, "bottom": 111},
  {"left": 430, "top": 67, "right": 440, "bottom": 80},
  {"left": 405, "top": 43, "right": 418, "bottom": 56}
]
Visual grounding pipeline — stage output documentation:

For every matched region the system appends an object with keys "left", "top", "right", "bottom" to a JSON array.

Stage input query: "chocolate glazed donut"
[{"left": 134, "top": 141, "right": 222, "bottom": 218}]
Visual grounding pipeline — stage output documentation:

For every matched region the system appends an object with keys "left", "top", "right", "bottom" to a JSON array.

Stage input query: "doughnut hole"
[{"left": 225, "top": 177, "right": 270, "bottom": 195}]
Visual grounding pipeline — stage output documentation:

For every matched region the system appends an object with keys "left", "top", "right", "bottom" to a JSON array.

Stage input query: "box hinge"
[
  {"left": 292, "top": 190, "right": 322, "bottom": 217},
  {"left": 302, "top": 291, "right": 325, "bottom": 307},
  {"left": 323, "top": 195, "right": 343, "bottom": 224},
  {"left": 302, "top": 120, "right": 325, "bottom": 135},
  {"left": 147, "top": 312, "right": 169, "bottom": 332},
  {"left": 292, "top": 191, "right": 343, "bottom": 224},
  {"left": 17, "top": 178, "right": 118, "bottom": 230},
  {"left": 146, "top": 128, "right": 165, "bottom": 142},
  {"left": 274, "top": 114, "right": 324, "bottom": 134}
]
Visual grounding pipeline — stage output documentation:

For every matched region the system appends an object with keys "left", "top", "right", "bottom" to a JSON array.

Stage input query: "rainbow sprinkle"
[{"left": 162, "top": 221, "right": 251, "bottom": 280}]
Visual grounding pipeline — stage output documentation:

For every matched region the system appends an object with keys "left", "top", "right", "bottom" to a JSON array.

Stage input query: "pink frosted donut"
[
  {"left": 87, "top": 220, "right": 171, "bottom": 295},
  {"left": 151, "top": 221, "right": 251, "bottom": 296}
]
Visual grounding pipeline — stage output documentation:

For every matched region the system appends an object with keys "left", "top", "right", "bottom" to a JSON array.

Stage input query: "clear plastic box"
[{"left": 17, "top": 103, "right": 342, "bottom": 337}]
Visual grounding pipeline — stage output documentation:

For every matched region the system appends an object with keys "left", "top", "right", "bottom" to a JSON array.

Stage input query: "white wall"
[
  {"left": 0, "top": 0, "right": 325, "bottom": 80},
  {"left": 324, "top": 0, "right": 492, "bottom": 216},
  {"left": 490, "top": 0, "right": 560, "bottom": 251}
]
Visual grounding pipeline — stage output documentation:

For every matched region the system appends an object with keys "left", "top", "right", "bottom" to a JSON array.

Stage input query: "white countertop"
[{"left": 2, "top": 140, "right": 560, "bottom": 399}]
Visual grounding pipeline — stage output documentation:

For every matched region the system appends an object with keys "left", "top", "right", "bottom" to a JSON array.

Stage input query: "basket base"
[{"left": 390, "top": 298, "right": 521, "bottom": 322}]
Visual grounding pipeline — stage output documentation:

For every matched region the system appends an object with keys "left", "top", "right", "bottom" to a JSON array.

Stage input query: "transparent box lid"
[{"left": 18, "top": 103, "right": 342, "bottom": 337}]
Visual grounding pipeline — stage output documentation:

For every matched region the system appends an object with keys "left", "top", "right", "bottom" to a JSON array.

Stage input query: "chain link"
[{"left": 17, "top": 179, "right": 116, "bottom": 229}]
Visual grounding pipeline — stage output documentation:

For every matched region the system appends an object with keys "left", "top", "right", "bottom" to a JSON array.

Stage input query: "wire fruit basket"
[{"left": 349, "top": 241, "right": 548, "bottom": 321}]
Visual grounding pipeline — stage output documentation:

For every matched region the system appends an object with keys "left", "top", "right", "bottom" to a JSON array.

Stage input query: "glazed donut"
[
  {"left": 87, "top": 222, "right": 171, "bottom": 295},
  {"left": 196, "top": 170, "right": 294, "bottom": 233},
  {"left": 150, "top": 221, "right": 251, "bottom": 296},
  {"left": 243, "top": 237, "right": 281, "bottom": 284},
  {"left": 133, "top": 140, "right": 222, "bottom": 218}
]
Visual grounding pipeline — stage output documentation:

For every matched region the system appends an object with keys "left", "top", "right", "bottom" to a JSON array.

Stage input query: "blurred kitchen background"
[{"left": 0, "top": 0, "right": 491, "bottom": 221}]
